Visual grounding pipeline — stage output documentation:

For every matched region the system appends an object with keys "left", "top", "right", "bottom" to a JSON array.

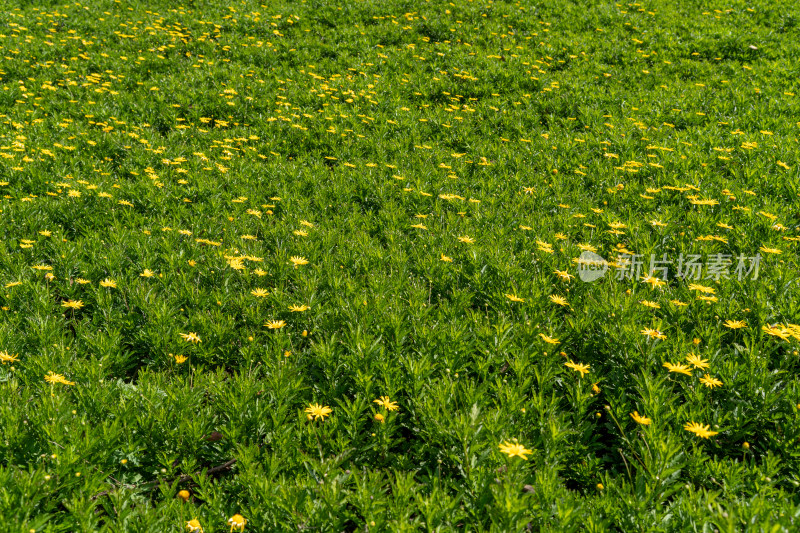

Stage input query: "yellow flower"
[
  {"left": 683, "top": 421, "right": 718, "bottom": 439},
  {"left": 723, "top": 319, "right": 747, "bottom": 329},
  {"left": 440, "top": 254, "right": 453, "bottom": 262},
  {"left": 228, "top": 514, "right": 247, "bottom": 532},
  {"left": 690, "top": 198, "right": 719, "bottom": 206},
  {"left": 4, "top": 281, "right": 21, "bottom": 288},
  {"left": 140, "top": 269, "right": 155, "bottom": 278},
  {"left": 61, "top": 300, "right": 85, "bottom": 310},
  {"left": 458, "top": 235, "right": 475, "bottom": 244},
  {"left": 564, "top": 360, "right": 590, "bottom": 376},
  {"left": 505, "top": 294, "right": 525, "bottom": 303},
  {"left": 289, "top": 304, "right": 310, "bottom": 312},
  {"left": 639, "top": 300, "right": 661, "bottom": 309},
  {"left": 641, "top": 275, "right": 666, "bottom": 288},
  {"left": 549, "top": 294, "right": 569, "bottom": 307},
  {"left": 265, "top": 320, "right": 286, "bottom": 329},
  {"left": 186, "top": 519, "right": 204, "bottom": 533},
  {"left": 641, "top": 328, "right": 667, "bottom": 340},
  {"left": 180, "top": 332, "right": 202, "bottom": 343},
  {"left": 762, "top": 324, "right": 792, "bottom": 341},
  {"left": 374, "top": 396, "right": 400, "bottom": 411},
  {"left": 374, "top": 413, "right": 385, "bottom": 423},
  {"left": 177, "top": 490, "right": 191, "bottom": 502},
  {"left": 0, "top": 351, "right": 20, "bottom": 364},
  {"left": 663, "top": 362, "right": 692, "bottom": 376},
  {"left": 44, "top": 371, "right": 75, "bottom": 386},
  {"left": 305, "top": 403, "right": 332, "bottom": 421},
  {"left": 100, "top": 278, "right": 117, "bottom": 288},
  {"left": 539, "top": 333, "right": 560, "bottom": 344},
  {"left": 538, "top": 244, "right": 554, "bottom": 254},
  {"left": 251, "top": 288, "right": 269, "bottom": 297},
  {"left": 759, "top": 246, "right": 781, "bottom": 254},
  {"left": 228, "top": 257, "right": 246, "bottom": 271},
  {"left": 554, "top": 270, "right": 574, "bottom": 282},
  {"left": 630, "top": 411, "right": 651, "bottom": 425},
  {"left": 175, "top": 354, "right": 188, "bottom": 364},
  {"left": 688, "top": 284, "right": 715, "bottom": 294},
  {"left": 685, "top": 353, "right": 709, "bottom": 369},
  {"left": 290, "top": 256, "right": 309, "bottom": 267},
  {"left": 699, "top": 374, "right": 723, "bottom": 389},
  {"left": 498, "top": 440, "right": 533, "bottom": 460}
]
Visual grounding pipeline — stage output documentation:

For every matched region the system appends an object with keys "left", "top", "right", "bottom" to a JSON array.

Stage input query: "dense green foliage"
[{"left": 1, "top": 0, "right": 800, "bottom": 530}]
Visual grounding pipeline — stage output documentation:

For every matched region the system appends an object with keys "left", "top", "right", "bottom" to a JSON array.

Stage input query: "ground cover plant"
[{"left": 0, "top": 0, "right": 799, "bottom": 530}]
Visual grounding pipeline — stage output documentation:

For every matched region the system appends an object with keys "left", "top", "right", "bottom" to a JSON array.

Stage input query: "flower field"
[{"left": 1, "top": 0, "right": 799, "bottom": 530}]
